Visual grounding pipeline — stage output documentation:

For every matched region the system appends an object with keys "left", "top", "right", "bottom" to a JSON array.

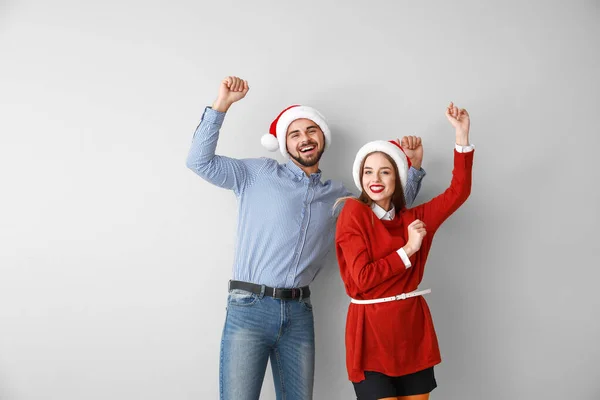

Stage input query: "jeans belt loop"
[
  {"left": 259, "top": 284, "right": 266, "bottom": 299},
  {"left": 299, "top": 287, "right": 303, "bottom": 302}
]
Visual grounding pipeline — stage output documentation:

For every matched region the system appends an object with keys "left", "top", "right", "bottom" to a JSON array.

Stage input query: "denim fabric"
[{"left": 220, "top": 289, "right": 315, "bottom": 400}]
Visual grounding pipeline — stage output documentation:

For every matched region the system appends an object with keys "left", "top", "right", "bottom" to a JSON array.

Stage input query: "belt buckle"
[{"left": 396, "top": 293, "right": 407, "bottom": 300}]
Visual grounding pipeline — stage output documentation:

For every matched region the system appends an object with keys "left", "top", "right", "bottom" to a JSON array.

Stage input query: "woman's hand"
[
  {"left": 403, "top": 219, "right": 427, "bottom": 257},
  {"left": 445, "top": 102, "right": 470, "bottom": 146}
]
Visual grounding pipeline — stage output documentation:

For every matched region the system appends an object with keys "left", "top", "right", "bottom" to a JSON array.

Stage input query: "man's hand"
[
  {"left": 212, "top": 76, "right": 249, "bottom": 112},
  {"left": 399, "top": 136, "right": 423, "bottom": 170},
  {"left": 445, "top": 102, "right": 470, "bottom": 145}
]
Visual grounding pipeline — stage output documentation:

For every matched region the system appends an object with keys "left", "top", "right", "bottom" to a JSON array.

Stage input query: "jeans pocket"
[
  {"left": 227, "top": 289, "right": 259, "bottom": 307},
  {"left": 301, "top": 298, "right": 313, "bottom": 311}
]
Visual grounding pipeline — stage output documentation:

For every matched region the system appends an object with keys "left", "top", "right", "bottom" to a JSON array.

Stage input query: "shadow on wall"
[
  {"left": 0, "top": 376, "right": 16, "bottom": 400},
  {"left": 0, "top": 0, "right": 16, "bottom": 33},
  {"left": 310, "top": 250, "right": 353, "bottom": 396}
]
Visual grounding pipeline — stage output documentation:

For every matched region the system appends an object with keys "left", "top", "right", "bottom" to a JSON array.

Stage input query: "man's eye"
[{"left": 364, "top": 171, "right": 371, "bottom": 175}]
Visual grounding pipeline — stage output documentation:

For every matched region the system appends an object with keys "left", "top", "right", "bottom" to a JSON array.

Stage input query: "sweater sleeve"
[
  {"left": 413, "top": 150, "right": 474, "bottom": 232},
  {"left": 336, "top": 201, "right": 408, "bottom": 291}
]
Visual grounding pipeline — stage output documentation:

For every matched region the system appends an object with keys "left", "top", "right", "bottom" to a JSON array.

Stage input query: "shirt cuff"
[
  {"left": 455, "top": 143, "right": 475, "bottom": 153},
  {"left": 396, "top": 248, "right": 412, "bottom": 268},
  {"left": 408, "top": 166, "right": 426, "bottom": 181},
  {"left": 202, "top": 106, "right": 226, "bottom": 125}
]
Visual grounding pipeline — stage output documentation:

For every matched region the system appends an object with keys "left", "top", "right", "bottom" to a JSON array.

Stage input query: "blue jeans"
[{"left": 219, "top": 288, "right": 315, "bottom": 400}]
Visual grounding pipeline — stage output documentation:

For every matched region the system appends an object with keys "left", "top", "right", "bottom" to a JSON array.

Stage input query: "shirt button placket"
[{"left": 292, "top": 185, "right": 311, "bottom": 286}]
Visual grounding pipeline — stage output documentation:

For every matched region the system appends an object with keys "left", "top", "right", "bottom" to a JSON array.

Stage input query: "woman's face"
[{"left": 362, "top": 152, "right": 396, "bottom": 210}]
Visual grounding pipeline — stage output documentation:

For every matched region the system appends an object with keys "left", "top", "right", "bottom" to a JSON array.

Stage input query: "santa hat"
[
  {"left": 261, "top": 105, "right": 331, "bottom": 158},
  {"left": 352, "top": 140, "right": 412, "bottom": 192}
]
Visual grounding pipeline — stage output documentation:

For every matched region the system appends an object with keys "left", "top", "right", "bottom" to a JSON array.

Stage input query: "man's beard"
[{"left": 290, "top": 146, "right": 325, "bottom": 167}]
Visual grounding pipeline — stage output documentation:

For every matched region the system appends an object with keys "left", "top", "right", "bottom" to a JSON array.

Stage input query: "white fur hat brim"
[
  {"left": 275, "top": 106, "right": 331, "bottom": 159},
  {"left": 352, "top": 140, "right": 408, "bottom": 192}
]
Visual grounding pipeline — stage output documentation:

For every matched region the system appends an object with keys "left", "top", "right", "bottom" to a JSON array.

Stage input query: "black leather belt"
[{"left": 229, "top": 280, "right": 310, "bottom": 300}]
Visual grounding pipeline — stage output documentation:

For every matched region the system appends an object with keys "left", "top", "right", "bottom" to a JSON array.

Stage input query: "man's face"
[{"left": 285, "top": 118, "right": 325, "bottom": 167}]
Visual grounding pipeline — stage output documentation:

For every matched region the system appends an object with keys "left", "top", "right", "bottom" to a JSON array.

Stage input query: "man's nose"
[{"left": 298, "top": 132, "right": 310, "bottom": 142}]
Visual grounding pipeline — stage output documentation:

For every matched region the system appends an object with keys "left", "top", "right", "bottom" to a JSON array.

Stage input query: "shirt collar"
[
  {"left": 371, "top": 203, "right": 395, "bottom": 221},
  {"left": 285, "top": 159, "right": 322, "bottom": 181}
]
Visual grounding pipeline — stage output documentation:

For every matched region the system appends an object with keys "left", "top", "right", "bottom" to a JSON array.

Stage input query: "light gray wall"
[{"left": 1, "top": 0, "right": 599, "bottom": 399}]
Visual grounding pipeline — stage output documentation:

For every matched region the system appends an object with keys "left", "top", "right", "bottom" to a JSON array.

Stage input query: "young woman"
[{"left": 335, "top": 103, "right": 474, "bottom": 400}]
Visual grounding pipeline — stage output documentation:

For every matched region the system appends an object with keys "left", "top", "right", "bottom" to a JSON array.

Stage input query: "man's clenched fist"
[{"left": 212, "top": 76, "right": 249, "bottom": 112}]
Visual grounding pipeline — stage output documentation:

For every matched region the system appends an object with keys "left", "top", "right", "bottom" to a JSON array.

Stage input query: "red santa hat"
[
  {"left": 352, "top": 140, "right": 412, "bottom": 192},
  {"left": 261, "top": 105, "right": 331, "bottom": 158}
]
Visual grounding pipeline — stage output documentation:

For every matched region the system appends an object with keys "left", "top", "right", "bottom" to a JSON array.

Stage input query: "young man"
[{"left": 186, "top": 76, "right": 426, "bottom": 400}]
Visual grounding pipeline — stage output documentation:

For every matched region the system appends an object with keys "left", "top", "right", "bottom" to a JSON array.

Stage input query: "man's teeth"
[{"left": 300, "top": 146, "right": 315, "bottom": 152}]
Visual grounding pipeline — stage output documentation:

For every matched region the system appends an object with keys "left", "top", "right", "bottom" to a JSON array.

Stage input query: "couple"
[{"left": 186, "top": 76, "right": 474, "bottom": 400}]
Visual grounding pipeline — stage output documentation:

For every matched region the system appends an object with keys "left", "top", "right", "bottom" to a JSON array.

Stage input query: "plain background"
[{"left": 1, "top": 0, "right": 599, "bottom": 399}]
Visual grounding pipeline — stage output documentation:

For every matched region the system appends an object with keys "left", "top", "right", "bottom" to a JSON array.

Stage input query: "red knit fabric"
[{"left": 335, "top": 150, "right": 474, "bottom": 382}]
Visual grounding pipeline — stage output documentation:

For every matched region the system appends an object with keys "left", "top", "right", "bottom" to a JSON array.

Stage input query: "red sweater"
[{"left": 335, "top": 150, "right": 474, "bottom": 382}]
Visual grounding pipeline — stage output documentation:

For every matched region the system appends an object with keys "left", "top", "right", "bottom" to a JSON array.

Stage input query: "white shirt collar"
[{"left": 371, "top": 203, "right": 395, "bottom": 221}]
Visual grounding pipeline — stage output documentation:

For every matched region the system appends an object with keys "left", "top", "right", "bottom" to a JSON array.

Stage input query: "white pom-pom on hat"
[{"left": 261, "top": 133, "right": 280, "bottom": 152}]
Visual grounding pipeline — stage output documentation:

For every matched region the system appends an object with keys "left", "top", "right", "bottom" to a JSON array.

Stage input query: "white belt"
[{"left": 350, "top": 288, "right": 431, "bottom": 305}]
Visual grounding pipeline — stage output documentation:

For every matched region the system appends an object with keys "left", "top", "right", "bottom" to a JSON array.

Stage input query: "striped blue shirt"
[{"left": 186, "top": 107, "right": 426, "bottom": 288}]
